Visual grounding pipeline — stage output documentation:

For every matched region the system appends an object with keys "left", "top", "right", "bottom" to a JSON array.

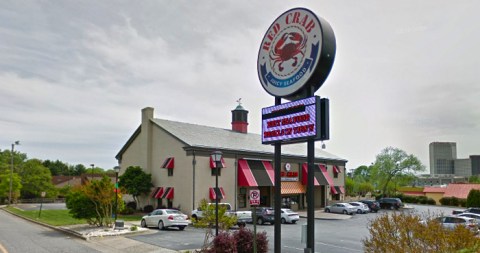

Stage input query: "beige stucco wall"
[
  {"left": 425, "top": 192, "right": 444, "bottom": 205},
  {"left": 118, "top": 108, "right": 346, "bottom": 214}
]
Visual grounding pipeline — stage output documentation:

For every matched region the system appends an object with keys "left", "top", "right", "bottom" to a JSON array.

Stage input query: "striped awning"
[
  {"left": 301, "top": 163, "right": 331, "bottom": 186},
  {"left": 151, "top": 187, "right": 164, "bottom": 199},
  {"left": 209, "top": 187, "right": 226, "bottom": 200},
  {"left": 281, "top": 181, "right": 306, "bottom": 195},
  {"left": 209, "top": 156, "right": 226, "bottom": 169},
  {"left": 161, "top": 187, "right": 174, "bottom": 199},
  {"left": 161, "top": 157, "right": 174, "bottom": 169},
  {"left": 333, "top": 165, "right": 341, "bottom": 174},
  {"left": 330, "top": 185, "right": 338, "bottom": 194},
  {"left": 238, "top": 159, "right": 275, "bottom": 187}
]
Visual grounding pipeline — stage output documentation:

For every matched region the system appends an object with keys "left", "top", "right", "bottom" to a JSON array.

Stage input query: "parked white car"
[
  {"left": 141, "top": 209, "right": 190, "bottom": 230},
  {"left": 349, "top": 202, "right": 370, "bottom": 214},
  {"left": 191, "top": 203, "right": 252, "bottom": 227},
  {"left": 457, "top": 212, "right": 480, "bottom": 226},
  {"left": 280, "top": 208, "right": 299, "bottom": 224},
  {"left": 324, "top": 203, "right": 356, "bottom": 215}
]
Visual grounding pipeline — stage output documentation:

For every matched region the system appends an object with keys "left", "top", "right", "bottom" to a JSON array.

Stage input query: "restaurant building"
[{"left": 115, "top": 105, "right": 347, "bottom": 214}]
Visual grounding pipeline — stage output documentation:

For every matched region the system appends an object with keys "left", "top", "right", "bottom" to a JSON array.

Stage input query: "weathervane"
[{"left": 236, "top": 98, "right": 242, "bottom": 106}]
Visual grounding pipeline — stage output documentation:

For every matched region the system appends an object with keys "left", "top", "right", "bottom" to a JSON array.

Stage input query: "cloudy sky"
[{"left": 1, "top": 1, "right": 479, "bottom": 172}]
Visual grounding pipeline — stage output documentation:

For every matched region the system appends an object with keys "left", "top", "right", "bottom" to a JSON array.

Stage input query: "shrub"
[
  {"left": 126, "top": 201, "right": 137, "bottom": 210},
  {"left": 233, "top": 228, "right": 269, "bottom": 253},
  {"left": 207, "top": 232, "right": 236, "bottom": 253},
  {"left": 440, "top": 197, "right": 461, "bottom": 206},
  {"left": 467, "top": 189, "right": 480, "bottom": 208},
  {"left": 130, "top": 225, "right": 138, "bottom": 231},
  {"left": 459, "top": 198, "right": 467, "bottom": 207},
  {"left": 119, "top": 206, "right": 135, "bottom": 215},
  {"left": 426, "top": 198, "right": 436, "bottom": 205},
  {"left": 143, "top": 205, "right": 154, "bottom": 213},
  {"left": 363, "top": 212, "right": 480, "bottom": 253}
]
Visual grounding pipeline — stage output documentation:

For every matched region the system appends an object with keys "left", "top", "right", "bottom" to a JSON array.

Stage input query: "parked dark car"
[
  {"left": 378, "top": 198, "right": 403, "bottom": 210},
  {"left": 452, "top": 207, "right": 480, "bottom": 215},
  {"left": 360, "top": 200, "right": 380, "bottom": 213},
  {"left": 254, "top": 207, "right": 275, "bottom": 225}
]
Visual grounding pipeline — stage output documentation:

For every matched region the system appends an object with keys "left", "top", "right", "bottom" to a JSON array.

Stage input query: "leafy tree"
[
  {"left": 345, "top": 177, "right": 355, "bottom": 196},
  {"left": 71, "top": 164, "right": 87, "bottom": 176},
  {"left": 353, "top": 165, "right": 372, "bottom": 181},
  {"left": 364, "top": 212, "right": 480, "bottom": 252},
  {"left": 469, "top": 175, "right": 480, "bottom": 184},
  {"left": 66, "top": 186, "right": 98, "bottom": 224},
  {"left": 372, "top": 147, "right": 425, "bottom": 196},
  {"left": 18, "top": 159, "right": 57, "bottom": 198},
  {"left": 66, "top": 175, "right": 119, "bottom": 226},
  {"left": 42, "top": 159, "right": 69, "bottom": 176},
  {"left": 467, "top": 189, "right": 480, "bottom": 208},
  {"left": 0, "top": 170, "right": 22, "bottom": 203},
  {"left": 193, "top": 199, "right": 238, "bottom": 251},
  {"left": 358, "top": 182, "right": 374, "bottom": 197},
  {"left": 118, "top": 166, "right": 153, "bottom": 209}
]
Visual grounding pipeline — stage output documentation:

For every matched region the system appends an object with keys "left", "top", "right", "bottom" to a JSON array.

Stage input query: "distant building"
[
  {"left": 429, "top": 142, "right": 456, "bottom": 175},
  {"left": 415, "top": 174, "right": 468, "bottom": 187},
  {"left": 427, "top": 142, "right": 480, "bottom": 179}
]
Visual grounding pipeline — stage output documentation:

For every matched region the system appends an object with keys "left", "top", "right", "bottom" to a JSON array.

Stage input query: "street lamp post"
[
  {"left": 90, "top": 164, "right": 94, "bottom": 180},
  {"left": 211, "top": 151, "right": 223, "bottom": 237},
  {"left": 114, "top": 166, "right": 120, "bottom": 221},
  {"left": 9, "top": 141, "right": 20, "bottom": 205}
]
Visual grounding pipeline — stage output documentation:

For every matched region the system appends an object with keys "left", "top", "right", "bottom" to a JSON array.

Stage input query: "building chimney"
[{"left": 231, "top": 100, "right": 248, "bottom": 133}]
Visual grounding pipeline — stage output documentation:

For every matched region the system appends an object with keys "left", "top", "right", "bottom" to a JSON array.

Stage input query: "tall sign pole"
[
  {"left": 274, "top": 97, "right": 282, "bottom": 253},
  {"left": 257, "top": 7, "right": 336, "bottom": 253}
]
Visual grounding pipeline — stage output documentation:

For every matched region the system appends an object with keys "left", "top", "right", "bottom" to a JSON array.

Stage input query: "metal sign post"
[
  {"left": 250, "top": 189, "right": 260, "bottom": 253},
  {"left": 38, "top": 191, "right": 46, "bottom": 218}
]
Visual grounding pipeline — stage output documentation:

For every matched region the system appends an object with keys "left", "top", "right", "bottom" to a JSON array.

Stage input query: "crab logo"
[
  {"left": 257, "top": 8, "right": 336, "bottom": 101},
  {"left": 270, "top": 32, "right": 307, "bottom": 72}
]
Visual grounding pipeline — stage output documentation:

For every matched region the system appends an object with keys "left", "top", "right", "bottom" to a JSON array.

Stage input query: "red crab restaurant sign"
[{"left": 257, "top": 8, "right": 336, "bottom": 101}]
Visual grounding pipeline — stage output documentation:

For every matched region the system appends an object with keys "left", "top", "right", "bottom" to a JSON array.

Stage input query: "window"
[
  {"left": 333, "top": 171, "right": 338, "bottom": 178},
  {"left": 238, "top": 193, "right": 246, "bottom": 208},
  {"left": 168, "top": 169, "right": 173, "bottom": 176}
]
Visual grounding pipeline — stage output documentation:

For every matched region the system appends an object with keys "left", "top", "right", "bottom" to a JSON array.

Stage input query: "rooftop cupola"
[{"left": 231, "top": 98, "right": 248, "bottom": 133}]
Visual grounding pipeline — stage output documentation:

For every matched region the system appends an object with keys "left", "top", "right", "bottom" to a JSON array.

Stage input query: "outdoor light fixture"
[
  {"left": 9, "top": 141, "right": 20, "bottom": 205},
  {"left": 210, "top": 151, "right": 223, "bottom": 236},
  {"left": 114, "top": 166, "right": 121, "bottom": 221}
]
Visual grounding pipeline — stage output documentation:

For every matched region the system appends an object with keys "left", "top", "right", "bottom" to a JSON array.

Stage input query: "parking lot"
[{"left": 129, "top": 204, "right": 460, "bottom": 253}]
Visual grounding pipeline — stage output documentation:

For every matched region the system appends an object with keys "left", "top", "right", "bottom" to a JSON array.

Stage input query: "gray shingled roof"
[{"left": 152, "top": 118, "right": 347, "bottom": 162}]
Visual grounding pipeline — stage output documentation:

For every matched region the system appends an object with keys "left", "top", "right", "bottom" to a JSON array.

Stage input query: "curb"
[
  {"left": 1, "top": 206, "right": 87, "bottom": 241},
  {"left": 0, "top": 206, "right": 153, "bottom": 241}
]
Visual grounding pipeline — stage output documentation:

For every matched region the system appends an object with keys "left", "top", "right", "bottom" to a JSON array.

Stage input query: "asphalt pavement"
[{"left": 2, "top": 204, "right": 349, "bottom": 253}]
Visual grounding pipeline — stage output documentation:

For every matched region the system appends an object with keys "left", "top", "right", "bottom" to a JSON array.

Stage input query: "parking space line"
[{"left": 316, "top": 241, "right": 363, "bottom": 252}]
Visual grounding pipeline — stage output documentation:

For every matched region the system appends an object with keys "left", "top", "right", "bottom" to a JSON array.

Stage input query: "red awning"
[
  {"left": 209, "top": 187, "right": 226, "bottom": 200},
  {"left": 161, "top": 187, "right": 174, "bottom": 199},
  {"left": 210, "top": 157, "right": 226, "bottom": 169},
  {"left": 333, "top": 165, "right": 341, "bottom": 174},
  {"left": 319, "top": 164, "right": 335, "bottom": 186},
  {"left": 238, "top": 159, "right": 275, "bottom": 187},
  {"left": 330, "top": 185, "right": 338, "bottom": 194},
  {"left": 161, "top": 157, "right": 174, "bottom": 169},
  {"left": 302, "top": 163, "right": 332, "bottom": 186},
  {"left": 151, "top": 187, "right": 164, "bottom": 199}
]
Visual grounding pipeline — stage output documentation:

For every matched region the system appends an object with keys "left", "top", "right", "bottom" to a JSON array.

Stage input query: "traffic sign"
[{"left": 250, "top": 189, "right": 260, "bottom": 206}]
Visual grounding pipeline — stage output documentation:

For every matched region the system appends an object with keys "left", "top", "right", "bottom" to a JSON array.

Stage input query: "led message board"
[{"left": 262, "top": 96, "right": 320, "bottom": 144}]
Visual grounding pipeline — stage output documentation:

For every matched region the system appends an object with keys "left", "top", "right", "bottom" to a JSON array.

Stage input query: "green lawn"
[{"left": 4, "top": 206, "right": 143, "bottom": 226}]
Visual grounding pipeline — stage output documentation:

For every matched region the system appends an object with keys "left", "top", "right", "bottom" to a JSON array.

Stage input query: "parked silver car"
[
  {"left": 349, "top": 201, "right": 370, "bottom": 214},
  {"left": 428, "top": 215, "right": 479, "bottom": 233},
  {"left": 324, "top": 203, "right": 356, "bottom": 215}
]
